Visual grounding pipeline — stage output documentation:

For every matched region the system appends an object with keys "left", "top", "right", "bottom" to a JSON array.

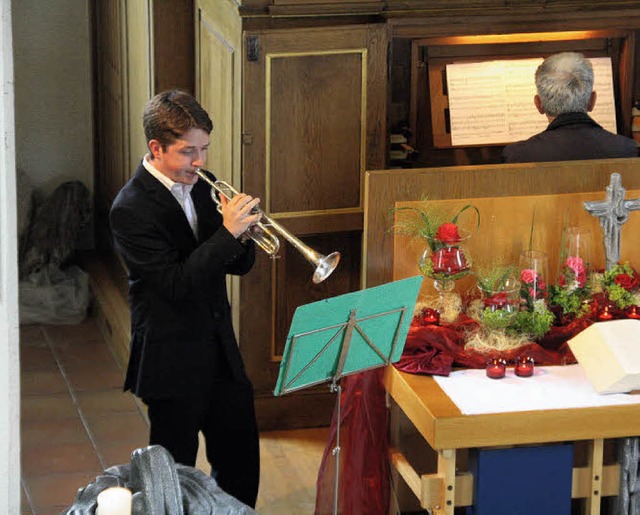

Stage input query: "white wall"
[
  {"left": 12, "top": 0, "right": 93, "bottom": 198},
  {"left": 0, "top": 0, "right": 20, "bottom": 511}
]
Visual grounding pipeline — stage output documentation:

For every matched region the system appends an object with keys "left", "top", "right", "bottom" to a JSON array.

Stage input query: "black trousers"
[{"left": 144, "top": 380, "right": 260, "bottom": 508}]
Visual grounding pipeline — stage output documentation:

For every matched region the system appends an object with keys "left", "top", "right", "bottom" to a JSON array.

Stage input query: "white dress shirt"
[{"left": 143, "top": 155, "right": 198, "bottom": 237}]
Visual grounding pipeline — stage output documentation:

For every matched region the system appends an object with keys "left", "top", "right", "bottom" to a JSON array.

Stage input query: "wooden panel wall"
[
  {"left": 196, "top": 0, "right": 241, "bottom": 186},
  {"left": 93, "top": 0, "right": 128, "bottom": 252},
  {"left": 240, "top": 23, "right": 387, "bottom": 429},
  {"left": 269, "top": 51, "right": 363, "bottom": 212},
  {"left": 195, "top": 0, "right": 244, "bottom": 332},
  {"left": 91, "top": 0, "right": 198, "bottom": 368},
  {"left": 153, "top": 1, "right": 195, "bottom": 94},
  {"left": 238, "top": 0, "right": 640, "bottom": 19},
  {"left": 93, "top": 0, "right": 194, "bottom": 243},
  {"left": 393, "top": 191, "right": 640, "bottom": 300},
  {"left": 363, "top": 158, "right": 640, "bottom": 288},
  {"left": 125, "top": 1, "right": 153, "bottom": 176}
]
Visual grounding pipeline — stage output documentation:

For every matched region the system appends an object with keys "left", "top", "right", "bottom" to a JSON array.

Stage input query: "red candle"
[
  {"left": 486, "top": 358, "right": 506, "bottom": 379},
  {"left": 515, "top": 356, "right": 535, "bottom": 377},
  {"left": 598, "top": 305, "right": 613, "bottom": 321},
  {"left": 626, "top": 305, "right": 640, "bottom": 320},
  {"left": 421, "top": 308, "right": 440, "bottom": 326}
]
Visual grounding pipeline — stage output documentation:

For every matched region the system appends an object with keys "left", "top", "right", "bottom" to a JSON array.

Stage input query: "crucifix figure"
[{"left": 584, "top": 173, "right": 640, "bottom": 271}]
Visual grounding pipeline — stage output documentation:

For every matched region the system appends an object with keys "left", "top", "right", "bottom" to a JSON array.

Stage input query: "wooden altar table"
[
  {"left": 385, "top": 364, "right": 640, "bottom": 514},
  {"left": 362, "top": 157, "right": 640, "bottom": 513}
]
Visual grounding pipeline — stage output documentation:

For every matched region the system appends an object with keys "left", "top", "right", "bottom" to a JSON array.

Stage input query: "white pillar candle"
[{"left": 96, "top": 487, "right": 132, "bottom": 515}]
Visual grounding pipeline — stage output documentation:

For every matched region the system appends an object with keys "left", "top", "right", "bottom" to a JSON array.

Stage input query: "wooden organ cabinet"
[{"left": 91, "top": 0, "right": 640, "bottom": 430}]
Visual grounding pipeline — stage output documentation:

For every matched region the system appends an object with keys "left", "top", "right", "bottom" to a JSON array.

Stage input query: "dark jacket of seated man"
[
  {"left": 502, "top": 111, "right": 638, "bottom": 163},
  {"left": 502, "top": 52, "right": 637, "bottom": 163}
]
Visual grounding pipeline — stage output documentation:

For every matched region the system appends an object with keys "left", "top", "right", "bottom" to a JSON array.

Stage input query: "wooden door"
[{"left": 241, "top": 24, "right": 387, "bottom": 429}]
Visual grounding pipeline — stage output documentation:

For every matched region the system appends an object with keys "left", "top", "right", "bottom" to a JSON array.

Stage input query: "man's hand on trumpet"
[{"left": 219, "top": 192, "right": 262, "bottom": 240}]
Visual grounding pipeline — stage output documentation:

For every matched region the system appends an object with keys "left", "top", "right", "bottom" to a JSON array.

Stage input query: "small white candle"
[{"left": 96, "top": 487, "right": 132, "bottom": 515}]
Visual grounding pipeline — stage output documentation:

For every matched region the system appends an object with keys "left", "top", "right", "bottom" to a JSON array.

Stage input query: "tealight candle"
[
  {"left": 422, "top": 308, "right": 440, "bottom": 326},
  {"left": 626, "top": 305, "right": 640, "bottom": 320},
  {"left": 598, "top": 305, "right": 613, "bottom": 321},
  {"left": 486, "top": 358, "right": 507, "bottom": 379},
  {"left": 515, "top": 356, "right": 535, "bottom": 377}
]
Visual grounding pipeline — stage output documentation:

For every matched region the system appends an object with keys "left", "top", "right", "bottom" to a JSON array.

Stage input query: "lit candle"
[
  {"left": 486, "top": 358, "right": 507, "bottom": 379},
  {"left": 598, "top": 305, "right": 613, "bottom": 321},
  {"left": 515, "top": 356, "right": 535, "bottom": 377},
  {"left": 626, "top": 305, "right": 640, "bottom": 320},
  {"left": 96, "top": 487, "right": 132, "bottom": 515},
  {"left": 421, "top": 308, "right": 440, "bottom": 326}
]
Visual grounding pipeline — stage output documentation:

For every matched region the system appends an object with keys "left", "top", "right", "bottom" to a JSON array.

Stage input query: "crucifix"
[{"left": 583, "top": 173, "right": 640, "bottom": 271}]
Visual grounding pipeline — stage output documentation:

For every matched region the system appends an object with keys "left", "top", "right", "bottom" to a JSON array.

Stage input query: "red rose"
[
  {"left": 431, "top": 246, "right": 469, "bottom": 274},
  {"left": 614, "top": 273, "right": 639, "bottom": 291},
  {"left": 520, "top": 269, "right": 538, "bottom": 285},
  {"left": 435, "top": 223, "right": 461, "bottom": 244},
  {"left": 483, "top": 292, "right": 508, "bottom": 309},
  {"left": 576, "top": 271, "right": 587, "bottom": 288}
]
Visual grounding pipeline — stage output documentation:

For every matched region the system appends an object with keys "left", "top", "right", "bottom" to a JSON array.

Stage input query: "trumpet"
[{"left": 194, "top": 169, "right": 341, "bottom": 284}]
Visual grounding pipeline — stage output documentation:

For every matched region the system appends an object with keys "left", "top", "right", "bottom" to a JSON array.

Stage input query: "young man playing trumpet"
[{"left": 109, "top": 90, "right": 261, "bottom": 507}]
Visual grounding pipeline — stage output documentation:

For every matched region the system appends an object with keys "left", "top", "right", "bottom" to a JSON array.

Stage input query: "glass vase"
[
  {"left": 433, "top": 277, "right": 455, "bottom": 316},
  {"left": 478, "top": 278, "right": 519, "bottom": 314},
  {"left": 428, "top": 243, "right": 472, "bottom": 277},
  {"left": 420, "top": 238, "right": 472, "bottom": 321},
  {"left": 518, "top": 250, "right": 548, "bottom": 310},
  {"left": 558, "top": 226, "right": 590, "bottom": 290}
]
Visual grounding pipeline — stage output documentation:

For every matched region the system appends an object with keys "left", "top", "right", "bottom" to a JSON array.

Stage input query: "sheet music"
[
  {"left": 446, "top": 57, "right": 618, "bottom": 146},
  {"left": 589, "top": 57, "right": 617, "bottom": 133}
]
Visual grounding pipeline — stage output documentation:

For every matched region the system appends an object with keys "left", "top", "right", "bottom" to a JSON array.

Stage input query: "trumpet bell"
[{"left": 313, "top": 251, "right": 341, "bottom": 284}]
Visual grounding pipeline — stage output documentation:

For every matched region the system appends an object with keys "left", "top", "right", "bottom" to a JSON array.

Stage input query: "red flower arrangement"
[
  {"left": 483, "top": 291, "right": 509, "bottom": 309},
  {"left": 599, "top": 263, "right": 640, "bottom": 311},
  {"left": 614, "top": 273, "right": 639, "bottom": 291},
  {"left": 430, "top": 238, "right": 470, "bottom": 275},
  {"left": 520, "top": 268, "right": 547, "bottom": 311},
  {"left": 549, "top": 255, "right": 590, "bottom": 319},
  {"left": 392, "top": 201, "right": 479, "bottom": 282},
  {"left": 435, "top": 223, "right": 461, "bottom": 244}
]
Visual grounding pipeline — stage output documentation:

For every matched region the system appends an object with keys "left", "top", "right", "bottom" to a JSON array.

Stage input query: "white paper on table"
[{"left": 433, "top": 364, "right": 640, "bottom": 415}]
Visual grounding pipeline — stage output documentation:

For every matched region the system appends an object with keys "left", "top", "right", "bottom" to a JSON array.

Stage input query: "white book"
[{"left": 568, "top": 319, "right": 640, "bottom": 394}]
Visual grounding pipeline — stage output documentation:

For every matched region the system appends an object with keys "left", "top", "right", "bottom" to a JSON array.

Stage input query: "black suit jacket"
[
  {"left": 502, "top": 112, "right": 638, "bottom": 163},
  {"left": 109, "top": 162, "right": 255, "bottom": 398}
]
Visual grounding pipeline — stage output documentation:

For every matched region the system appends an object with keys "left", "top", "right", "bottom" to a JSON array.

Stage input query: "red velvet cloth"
[
  {"left": 315, "top": 368, "right": 389, "bottom": 515},
  {"left": 395, "top": 313, "right": 586, "bottom": 376},
  {"left": 314, "top": 308, "right": 616, "bottom": 514}
]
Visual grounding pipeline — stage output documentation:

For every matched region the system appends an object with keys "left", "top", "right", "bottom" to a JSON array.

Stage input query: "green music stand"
[{"left": 274, "top": 275, "right": 423, "bottom": 514}]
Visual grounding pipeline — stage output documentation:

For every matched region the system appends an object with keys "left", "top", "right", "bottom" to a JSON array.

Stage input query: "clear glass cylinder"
[
  {"left": 558, "top": 226, "right": 590, "bottom": 290},
  {"left": 519, "top": 249, "right": 548, "bottom": 308}
]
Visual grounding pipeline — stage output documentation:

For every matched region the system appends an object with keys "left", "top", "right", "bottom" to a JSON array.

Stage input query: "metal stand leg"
[{"left": 330, "top": 382, "right": 342, "bottom": 515}]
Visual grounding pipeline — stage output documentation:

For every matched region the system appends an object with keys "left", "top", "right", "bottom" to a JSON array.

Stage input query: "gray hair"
[{"left": 534, "top": 52, "right": 594, "bottom": 117}]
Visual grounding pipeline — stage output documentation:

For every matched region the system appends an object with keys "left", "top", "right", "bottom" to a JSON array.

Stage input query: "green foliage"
[
  {"left": 602, "top": 262, "right": 639, "bottom": 309},
  {"left": 480, "top": 302, "right": 553, "bottom": 341},
  {"left": 391, "top": 204, "right": 446, "bottom": 252},
  {"left": 607, "top": 283, "right": 635, "bottom": 309},
  {"left": 510, "top": 307, "right": 554, "bottom": 340},
  {"left": 481, "top": 308, "right": 516, "bottom": 331},
  {"left": 548, "top": 284, "right": 590, "bottom": 317},
  {"left": 474, "top": 263, "right": 517, "bottom": 297},
  {"left": 605, "top": 262, "right": 635, "bottom": 279},
  {"left": 390, "top": 200, "right": 480, "bottom": 252}
]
